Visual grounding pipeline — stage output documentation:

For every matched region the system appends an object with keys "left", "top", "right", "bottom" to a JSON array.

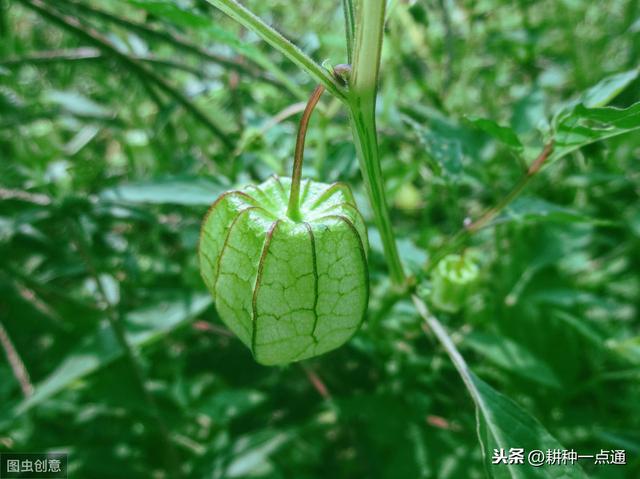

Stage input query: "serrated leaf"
[
  {"left": 466, "top": 116, "right": 523, "bottom": 149},
  {"left": 16, "top": 294, "right": 212, "bottom": 413}
]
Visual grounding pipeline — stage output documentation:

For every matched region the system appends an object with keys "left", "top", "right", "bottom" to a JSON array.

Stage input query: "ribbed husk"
[{"left": 199, "top": 176, "right": 369, "bottom": 365}]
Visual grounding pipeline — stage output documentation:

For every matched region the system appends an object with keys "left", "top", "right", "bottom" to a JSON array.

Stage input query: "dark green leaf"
[
  {"left": 473, "top": 373, "right": 587, "bottom": 478},
  {"left": 127, "top": 0, "right": 211, "bottom": 28},
  {"left": 464, "top": 332, "right": 561, "bottom": 388},
  {"left": 466, "top": 116, "right": 523, "bottom": 149}
]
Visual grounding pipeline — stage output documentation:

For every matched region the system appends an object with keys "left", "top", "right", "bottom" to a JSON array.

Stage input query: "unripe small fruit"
[
  {"left": 430, "top": 253, "right": 479, "bottom": 313},
  {"left": 199, "top": 176, "right": 368, "bottom": 365}
]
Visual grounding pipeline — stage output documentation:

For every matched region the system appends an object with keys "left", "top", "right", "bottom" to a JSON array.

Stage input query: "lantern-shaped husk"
[{"left": 199, "top": 176, "right": 368, "bottom": 365}]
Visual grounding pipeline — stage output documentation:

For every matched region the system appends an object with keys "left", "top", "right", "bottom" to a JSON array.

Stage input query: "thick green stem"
[
  {"left": 287, "top": 85, "right": 325, "bottom": 221},
  {"left": 349, "top": 0, "right": 406, "bottom": 286}
]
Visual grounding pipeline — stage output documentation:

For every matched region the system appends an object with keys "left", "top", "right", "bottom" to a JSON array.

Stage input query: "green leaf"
[
  {"left": 473, "top": 374, "right": 586, "bottom": 478},
  {"left": 466, "top": 116, "right": 523, "bottom": 149},
  {"left": 63, "top": 124, "right": 100, "bottom": 156},
  {"left": 45, "top": 90, "right": 112, "bottom": 118},
  {"left": 100, "top": 177, "right": 228, "bottom": 205},
  {"left": 496, "top": 197, "right": 615, "bottom": 227},
  {"left": 464, "top": 332, "right": 561, "bottom": 388},
  {"left": 549, "top": 101, "right": 640, "bottom": 165},
  {"left": 127, "top": 0, "right": 211, "bottom": 28},
  {"left": 552, "top": 310, "right": 605, "bottom": 349},
  {"left": 606, "top": 336, "right": 640, "bottom": 365},
  {"left": 581, "top": 68, "right": 639, "bottom": 108},
  {"left": 368, "top": 229, "right": 427, "bottom": 273},
  {"left": 223, "top": 430, "right": 291, "bottom": 478},
  {"left": 203, "top": 23, "right": 303, "bottom": 100},
  {"left": 126, "top": 0, "right": 301, "bottom": 98},
  {"left": 16, "top": 294, "right": 212, "bottom": 413},
  {"left": 403, "top": 116, "right": 464, "bottom": 176},
  {"left": 198, "top": 389, "right": 266, "bottom": 425}
]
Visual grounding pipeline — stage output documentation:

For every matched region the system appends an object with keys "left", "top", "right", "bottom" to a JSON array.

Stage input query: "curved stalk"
[{"left": 287, "top": 85, "right": 325, "bottom": 221}]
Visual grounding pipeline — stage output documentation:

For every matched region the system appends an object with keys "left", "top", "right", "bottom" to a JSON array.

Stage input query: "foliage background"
[{"left": 1, "top": 0, "right": 639, "bottom": 477}]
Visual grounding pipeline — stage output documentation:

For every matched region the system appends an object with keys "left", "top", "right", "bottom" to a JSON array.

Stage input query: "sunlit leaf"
[
  {"left": 45, "top": 90, "right": 112, "bottom": 118},
  {"left": 198, "top": 389, "right": 266, "bottom": 425},
  {"left": 100, "top": 177, "right": 228, "bottom": 205},
  {"left": 223, "top": 431, "right": 291, "bottom": 478},
  {"left": 580, "top": 68, "right": 639, "bottom": 108}
]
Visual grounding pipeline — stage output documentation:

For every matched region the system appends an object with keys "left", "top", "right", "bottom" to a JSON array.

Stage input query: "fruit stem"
[{"left": 287, "top": 84, "right": 325, "bottom": 221}]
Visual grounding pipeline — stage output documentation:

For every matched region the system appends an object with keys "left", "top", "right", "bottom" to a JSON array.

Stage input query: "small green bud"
[{"left": 430, "top": 253, "right": 479, "bottom": 313}]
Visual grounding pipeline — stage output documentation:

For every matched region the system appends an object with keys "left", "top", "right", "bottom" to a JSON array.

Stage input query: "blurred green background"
[{"left": 1, "top": 0, "right": 639, "bottom": 477}]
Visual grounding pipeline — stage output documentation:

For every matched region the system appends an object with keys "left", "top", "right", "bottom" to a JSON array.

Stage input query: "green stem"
[
  {"left": 348, "top": 0, "right": 406, "bottom": 286},
  {"left": 205, "top": 0, "right": 346, "bottom": 100},
  {"left": 287, "top": 84, "right": 325, "bottom": 221}
]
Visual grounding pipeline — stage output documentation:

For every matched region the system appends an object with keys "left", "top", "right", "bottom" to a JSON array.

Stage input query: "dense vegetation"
[{"left": 1, "top": 0, "right": 639, "bottom": 477}]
